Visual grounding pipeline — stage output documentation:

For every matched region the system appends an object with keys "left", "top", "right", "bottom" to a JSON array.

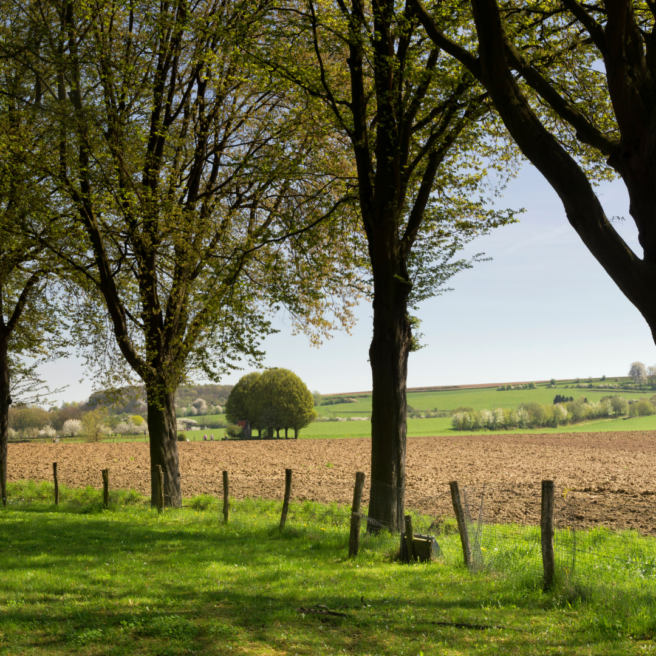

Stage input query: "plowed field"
[{"left": 8, "top": 431, "right": 656, "bottom": 533}]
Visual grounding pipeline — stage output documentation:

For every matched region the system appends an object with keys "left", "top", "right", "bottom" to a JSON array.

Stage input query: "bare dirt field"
[{"left": 8, "top": 431, "right": 656, "bottom": 533}]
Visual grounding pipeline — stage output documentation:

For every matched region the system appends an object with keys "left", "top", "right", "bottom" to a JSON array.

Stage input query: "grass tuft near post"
[
  {"left": 222, "top": 470, "right": 229, "bottom": 524},
  {"left": 541, "top": 479, "right": 555, "bottom": 591},
  {"left": 348, "top": 471, "right": 365, "bottom": 557},
  {"left": 53, "top": 463, "right": 59, "bottom": 506},
  {"left": 450, "top": 481, "right": 472, "bottom": 569},
  {"left": 279, "top": 468, "right": 292, "bottom": 531}
]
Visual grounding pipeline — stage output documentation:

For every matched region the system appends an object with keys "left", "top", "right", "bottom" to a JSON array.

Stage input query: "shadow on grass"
[{"left": 1, "top": 494, "right": 651, "bottom": 654}]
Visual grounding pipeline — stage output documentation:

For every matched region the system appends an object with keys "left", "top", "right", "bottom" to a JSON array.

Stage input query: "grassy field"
[
  {"left": 2, "top": 481, "right": 656, "bottom": 655},
  {"left": 180, "top": 414, "right": 656, "bottom": 441},
  {"left": 318, "top": 379, "right": 655, "bottom": 418}
]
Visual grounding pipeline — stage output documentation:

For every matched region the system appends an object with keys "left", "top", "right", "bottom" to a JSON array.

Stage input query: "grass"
[
  {"left": 3, "top": 481, "right": 656, "bottom": 655},
  {"left": 318, "top": 380, "right": 656, "bottom": 418},
  {"left": 175, "top": 414, "right": 656, "bottom": 441}
]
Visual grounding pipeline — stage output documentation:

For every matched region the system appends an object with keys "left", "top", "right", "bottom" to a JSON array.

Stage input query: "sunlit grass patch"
[{"left": 2, "top": 480, "right": 656, "bottom": 655}]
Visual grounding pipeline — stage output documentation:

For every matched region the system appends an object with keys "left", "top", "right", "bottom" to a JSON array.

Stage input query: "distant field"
[
  {"left": 318, "top": 379, "right": 653, "bottom": 417},
  {"left": 179, "top": 413, "right": 656, "bottom": 441},
  {"left": 172, "top": 380, "right": 656, "bottom": 441}
]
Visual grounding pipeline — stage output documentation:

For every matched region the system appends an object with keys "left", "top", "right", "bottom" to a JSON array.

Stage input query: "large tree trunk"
[
  {"left": 0, "top": 335, "right": 8, "bottom": 506},
  {"left": 367, "top": 259, "right": 412, "bottom": 533},
  {"left": 146, "top": 384, "right": 182, "bottom": 507}
]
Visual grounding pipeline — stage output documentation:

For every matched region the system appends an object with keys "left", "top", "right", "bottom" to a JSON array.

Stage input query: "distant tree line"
[{"left": 452, "top": 395, "right": 653, "bottom": 431}]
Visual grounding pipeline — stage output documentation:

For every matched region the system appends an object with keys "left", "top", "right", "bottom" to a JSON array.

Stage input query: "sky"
[{"left": 37, "top": 163, "right": 655, "bottom": 403}]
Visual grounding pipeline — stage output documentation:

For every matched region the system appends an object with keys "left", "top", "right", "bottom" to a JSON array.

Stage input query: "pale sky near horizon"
[{"left": 37, "top": 163, "right": 655, "bottom": 404}]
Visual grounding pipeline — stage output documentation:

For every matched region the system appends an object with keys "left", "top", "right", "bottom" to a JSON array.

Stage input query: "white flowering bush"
[
  {"left": 192, "top": 398, "right": 208, "bottom": 414},
  {"left": 7, "top": 427, "right": 17, "bottom": 440},
  {"left": 39, "top": 426, "right": 57, "bottom": 438},
  {"left": 554, "top": 404, "right": 568, "bottom": 422},
  {"left": 114, "top": 422, "right": 132, "bottom": 435},
  {"left": 176, "top": 418, "right": 198, "bottom": 431},
  {"left": 450, "top": 395, "right": 634, "bottom": 432},
  {"left": 62, "top": 419, "right": 83, "bottom": 436},
  {"left": 451, "top": 412, "right": 465, "bottom": 430}
]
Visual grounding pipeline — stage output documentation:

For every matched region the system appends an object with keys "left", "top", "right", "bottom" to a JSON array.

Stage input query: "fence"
[{"left": 4, "top": 460, "right": 656, "bottom": 613}]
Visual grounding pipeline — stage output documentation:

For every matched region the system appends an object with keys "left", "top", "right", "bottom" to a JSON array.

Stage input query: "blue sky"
[{"left": 39, "top": 164, "right": 655, "bottom": 402}]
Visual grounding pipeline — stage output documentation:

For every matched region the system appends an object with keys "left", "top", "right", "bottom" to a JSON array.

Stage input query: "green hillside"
[{"left": 317, "top": 378, "right": 653, "bottom": 417}]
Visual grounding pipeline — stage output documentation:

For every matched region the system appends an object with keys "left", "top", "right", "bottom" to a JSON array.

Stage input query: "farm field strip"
[
  {"left": 318, "top": 382, "right": 656, "bottom": 416},
  {"left": 8, "top": 431, "right": 656, "bottom": 534}
]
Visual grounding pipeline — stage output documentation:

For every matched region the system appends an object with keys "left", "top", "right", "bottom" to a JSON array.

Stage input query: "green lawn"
[{"left": 2, "top": 481, "right": 656, "bottom": 655}]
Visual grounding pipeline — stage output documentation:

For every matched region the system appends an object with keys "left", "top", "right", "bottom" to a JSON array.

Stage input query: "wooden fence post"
[
  {"left": 404, "top": 515, "right": 416, "bottom": 563},
  {"left": 0, "top": 459, "right": 6, "bottom": 507},
  {"left": 53, "top": 463, "right": 59, "bottom": 506},
  {"left": 156, "top": 465, "right": 165, "bottom": 513},
  {"left": 449, "top": 481, "right": 472, "bottom": 568},
  {"left": 541, "top": 480, "right": 556, "bottom": 591},
  {"left": 222, "top": 470, "right": 230, "bottom": 524},
  {"left": 348, "top": 471, "right": 366, "bottom": 557},
  {"left": 279, "top": 468, "right": 292, "bottom": 531},
  {"left": 102, "top": 469, "right": 109, "bottom": 509}
]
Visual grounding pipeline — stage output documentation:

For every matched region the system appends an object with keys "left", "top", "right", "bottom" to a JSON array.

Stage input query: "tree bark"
[
  {"left": 146, "top": 385, "right": 181, "bottom": 508},
  {"left": 0, "top": 335, "right": 9, "bottom": 506},
  {"left": 367, "top": 252, "right": 412, "bottom": 533}
]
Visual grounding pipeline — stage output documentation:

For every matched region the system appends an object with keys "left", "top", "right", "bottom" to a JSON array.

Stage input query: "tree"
[
  {"left": 191, "top": 399, "right": 208, "bottom": 416},
  {"left": 647, "top": 366, "right": 656, "bottom": 387},
  {"left": 629, "top": 362, "right": 647, "bottom": 386},
  {"left": 0, "top": 47, "right": 70, "bottom": 504},
  {"left": 226, "top": 368, "right": 317, "bottom": 438},
  {"left": 225, "top": 373, "right": 263, "bottom": 435},
  {"left": 258, "top": 369, "right": 317, "bottom": 438},
  {"left": 258, "top": 0, "right": 516, "bottom": 529},
  {"left": 413, "top": 0, "right": 656, "bottom": 365},
  {"left": 4, "top": 0, "right": 361, "bottom": 506},
  {"left": 81, "top": 409, "right": 109, "bottom": 443},
  {"left": 312, "top": 391, "right": 323, "bottom": 407},
  {"left": 62, "top": 419, "right": 83, "bottom": 437}
]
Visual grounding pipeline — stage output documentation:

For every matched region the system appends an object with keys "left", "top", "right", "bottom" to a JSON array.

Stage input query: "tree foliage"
[
  {"left": 413, "top": 0, "right": 656, "bottom": 359},
  {"left": 257, "top": 0, "right": 518, "bottom": 529},
  {"left": 629, "top": 362, "right": 647, "bottom": 385},
  {"left": 0, "top": 0, "right": 363, "bottom": 506},
  {"left": 226, "top": 369, "right": 317, "bottom": 438}
]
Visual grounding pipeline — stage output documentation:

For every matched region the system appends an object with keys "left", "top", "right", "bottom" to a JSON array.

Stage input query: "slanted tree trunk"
[
  {"left": 145, "top": 383, "right": 181, "bottom": 508},
  {"left": 0, "top": 334, "right": 9, "bottom": 505},
  {"left": 367, "top": 243, "right": 413, "bottom": 533},
  {"left": 414, "top": 0, "right": 656, "bottom": 365}
]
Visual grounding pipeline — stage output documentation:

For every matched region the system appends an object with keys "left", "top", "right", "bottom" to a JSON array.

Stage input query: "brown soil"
[{"left": 7, "top": 431, "right": 656, "bottom": 533}]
